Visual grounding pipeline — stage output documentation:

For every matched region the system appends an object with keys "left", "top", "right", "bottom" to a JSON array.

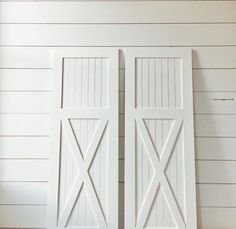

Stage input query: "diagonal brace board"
[
  {"left": 125, "top": 47, "right": 197, "bottom": 229},
  {"left": 47, "top": 48, "right": 119, "bottom": 229}
]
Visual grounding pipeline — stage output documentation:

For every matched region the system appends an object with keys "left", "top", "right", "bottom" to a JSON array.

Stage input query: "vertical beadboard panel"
[
  {"left": 63, "top": 58, "right": 108, "bottom": 108},
  {"left": 136, "top": 58, "right": 182, "bottom": 109}
]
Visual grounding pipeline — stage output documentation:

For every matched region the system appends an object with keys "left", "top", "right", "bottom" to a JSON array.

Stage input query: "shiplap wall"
[{"left": 0, "top": 1, "right": 236, "bottom": 229}]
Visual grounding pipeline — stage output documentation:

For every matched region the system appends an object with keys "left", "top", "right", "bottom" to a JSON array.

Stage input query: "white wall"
[{"left": 0, "top": 1, "right": 236, "bottom": 228}]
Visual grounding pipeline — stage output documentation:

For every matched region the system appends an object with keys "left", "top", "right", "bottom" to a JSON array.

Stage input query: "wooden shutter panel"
[
  {"left": 125, "top": 48, "right": 197, "bottom": 229},
  {"left": 47, "top": 48, "right": 119, "bottom": 229}
]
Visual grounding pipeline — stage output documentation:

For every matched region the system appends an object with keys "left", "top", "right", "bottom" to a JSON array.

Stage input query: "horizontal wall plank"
[
  {"left": 0, "top": 159, "right": 48, "bottom": 182},
  {"left": 196, "top": 161, "right": 236, "bottom": 184},
  {"left": 0, "top": 136, "right": 50, "bottom": 159},
  {"left": 0, "top": 205, "right": 46, "bottom": 228},
  {"left": 0, "top": 92, "right": 52, "bottom": 114},
  {"left": 195, "top": 137, "right": 236, "bottom": 160},
  {"left": 0, "top": 182, "right": 47, "bottom": 205},
  {"left": 1, "top": 2, "right": 236, "bottom": 23},
  {"left": 193, "top": 69, "right": 236, "bottom": 92},
  {"left": 121, "top": 159, "right": 236, "bottom": 184},
  {"left": 0, "top": 69, "right": 52, "bottom": 91},
  {"left": 198, "top": 207, "right": 236, "bottom": 229},
  {"left": 0, "top": 114, "right": 51, "bottom": 136},
  {"left": 192, "top": 47, "right": 236, "bottom": 69},
  {"left": 121, "top": 70, "right": 236, "bottom": 92},
  {"left": 1, "top": 47, "right": 236, "bottom": 70},
  {"left": 1, "top": 24, "right": 236, "bottom": 46},
  {"left": 0, "top": 47, "right": 51, "bottom": 69},
  {"left": 195, "top": 115, "right": 236, "bottom": 137},
  {"left": 197, "top": 184, "right": 236, "bottom": 207},
  {"left": 194, "top": 92, "right": 236, "bottom": 114},
  {"left": 120, "top": 47, "right": 236, "bottom": 69}
]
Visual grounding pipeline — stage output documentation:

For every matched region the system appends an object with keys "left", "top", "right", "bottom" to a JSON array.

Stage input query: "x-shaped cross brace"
[
  {"left": 136, "top": 118, "right": 185, "bottom": 229},
  {"left": 58, "top": 119, "right": 108, "bottom": 228}
]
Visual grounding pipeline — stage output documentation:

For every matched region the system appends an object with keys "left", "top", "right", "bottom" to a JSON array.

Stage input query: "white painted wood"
[
  {"left": 2, "top": 2, "right": 236, "bottom": 23},
  {"left": 47, "top": 48, "right": 119, "bottom": 229},
  {"left": 2, "top": 47, "right": 236, "bottom": 70},
  {"left": 193, "top": 69, "right": 236, "bottom": 92},
  {"left": 0, "top": 159, "right": 48, "bottom": 182},
  {"left": 0, "top": 205, "right": 46, "bottom": 228},
  {"left": 0, "top": 114, "right": 51, "bottom": 136},
  {"left": 125, "top": 48, "right": 196, "bottom": 229},
  {"left": 1, "top": 2, "right": 236, "bottom": 228},
  {"left": 195, "top": 137, "right": 236, "bottom": 160},
  {"left": 121, "top": 69, "right": 236, "bottom": 93},
  {"left": 197, "top": 184, "right": 236, "bottom": 207},
  {"left": 0, "top": 92, "right": 52, "bottom": 114},
  {"left": 192, "top": 47, "right": 236, "bottom": 69},
  {"left": 197, "top": 207, "right": 236, "bottom": 229},
  {"left": 0, "top": 136, "right": 50, "bottom": 159},
  {"left": 0, "top": 47, "right": 51, "bottom": 69},
  {"left": 194, "top": 92, "right": 236, "bottom": 114},
  {"left": 195, "top": 115, "right": 236, "bottom": 137},
  {"left": 2, "top": 24, "right": 236, "bottom": 46},
  {"left": 196, "top": 161, "right": 236, "bottom": 184},
  {"left": 0, "top": 69, "right": 52, "bottom": 91},
  {"left": 0, "top": 182, "right": 47, "bottom": 205},
  {"left": 121, "top": 47, "right": 236, "bottom": 70}
]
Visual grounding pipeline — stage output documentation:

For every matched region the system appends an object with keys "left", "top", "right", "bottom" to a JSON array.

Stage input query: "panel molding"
[
  {"left": 125, "top": 47, "right": 197, "bottom": 229},
  {"left": 47, "top": 48, "right": 119, "bottom": 229}
]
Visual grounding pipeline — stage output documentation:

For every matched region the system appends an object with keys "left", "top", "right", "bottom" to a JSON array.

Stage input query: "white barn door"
[
  {"left": 125, "top": 48, "right": 197, "bottom": 229},
  {"left": 47, "top": 48, "right": 119, "bottom": 229}
]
